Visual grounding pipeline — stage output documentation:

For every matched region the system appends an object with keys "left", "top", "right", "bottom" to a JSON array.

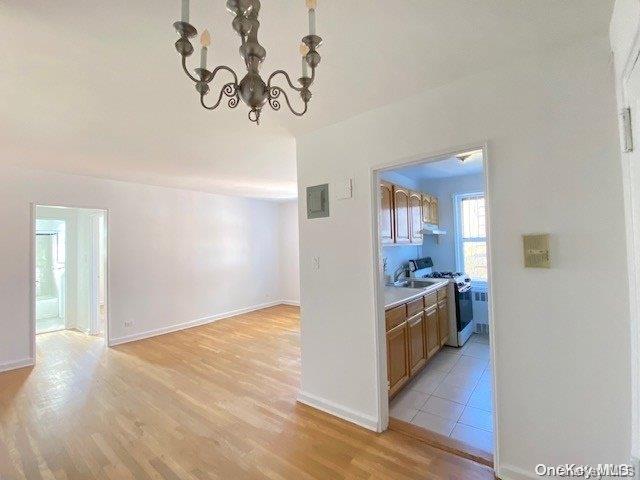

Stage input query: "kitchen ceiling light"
[
  {"left": 173, "top": 0, "right": 323, "bottom": 125},
  {"left": 456, "top": 149, "right": 482, "bottom": 163}
]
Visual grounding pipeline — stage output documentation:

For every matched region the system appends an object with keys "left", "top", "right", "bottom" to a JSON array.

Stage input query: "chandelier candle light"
[{"left": 173, "top": 0, "right": 323, "bottom": 125}]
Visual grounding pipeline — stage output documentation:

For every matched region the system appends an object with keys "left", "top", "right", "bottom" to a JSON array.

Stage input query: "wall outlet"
[
  {"left": 124, "top": 320, "right": 134, "bottom": 328},
  {"left": 313, "top": 256, "right": 320, "bottom": 271}
]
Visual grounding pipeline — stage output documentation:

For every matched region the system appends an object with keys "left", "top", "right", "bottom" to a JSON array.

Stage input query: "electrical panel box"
[
  {"left": 523, "top": 234, "right": 550, "bottom": 268},
  {"left": 306, "top": 184, "right": 329, "bottom": 219}
]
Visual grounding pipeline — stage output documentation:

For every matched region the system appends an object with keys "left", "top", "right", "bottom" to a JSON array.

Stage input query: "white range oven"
[{"left": 408, "top": 257, "right": 474, "bottom": 347}]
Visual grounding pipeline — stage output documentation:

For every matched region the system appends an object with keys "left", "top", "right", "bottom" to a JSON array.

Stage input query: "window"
[{"left": 455, "top": 193, "right": 487, "bottom": 283}]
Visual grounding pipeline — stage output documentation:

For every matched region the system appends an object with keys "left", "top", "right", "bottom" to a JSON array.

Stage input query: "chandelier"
[{"left": 173, "top": 0, "right": 322, "bottom": 125}]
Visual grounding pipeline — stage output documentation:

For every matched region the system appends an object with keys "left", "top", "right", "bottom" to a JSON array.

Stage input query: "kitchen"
[{"left": 378, "top": 149, "right": 494, "bottom": 456}]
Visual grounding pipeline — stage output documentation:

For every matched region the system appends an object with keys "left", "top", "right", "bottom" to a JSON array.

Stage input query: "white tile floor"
[{"left": 389, "top": 333, "right": 494, "bottom": 453}]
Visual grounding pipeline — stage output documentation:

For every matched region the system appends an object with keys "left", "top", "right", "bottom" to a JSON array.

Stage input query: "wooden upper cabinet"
[
  {"left": 408, "top": 312, "right": 427, "bottom": 375},
  {"left": 421, "top": 195, "right": 431, "bottom": 224},
  {"left": 380, "top": 182, "right": 395, "bottom": 245},
  {"left": 430, "top": 196, "right": 439, "bottom": 226},
  {"left": 409, "top": 191, "right": 423, "bottom": 244},
  {"left": 437, "top": 296, "right": 450, "bottom": 347},
  {"left": 393, "top": 186, "right": 411, "bottom": 244},
  {"left": 378, "top": 181, "right": 438, "bottom": 245},
  {"left": 421, "top": 194, "right": 439, "bottom": 225},
  {"left": 387, "top": 321, "right": 410, "bottom": 397},
  {"left": 380, "top": 182, "right": 437, "bottom": 244}
]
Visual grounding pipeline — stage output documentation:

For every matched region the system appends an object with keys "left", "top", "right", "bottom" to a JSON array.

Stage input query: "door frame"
[
  {"left": 618, "top": 31, "right": 640, "bottom": 466},
  {"left": 368, "top": 141, "right": 500, "bottom": 470},
  {"left": 30, "top": 203, "right": 112, "bottom": 361}
]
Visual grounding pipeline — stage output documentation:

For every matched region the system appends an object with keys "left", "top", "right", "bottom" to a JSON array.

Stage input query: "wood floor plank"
[{"left": 0, "top": 306, "right": 494, "bottom": 479}]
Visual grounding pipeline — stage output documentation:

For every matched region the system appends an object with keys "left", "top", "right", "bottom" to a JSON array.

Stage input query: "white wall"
[
  {"left": 0, "top": 166, "right": 288, "bottom": 369},
  {"left": 278, "top": 200, "right": 300, "bottom": 305},
  {"left": 610, "top": 0, "right": 640, "bottom": 465},
  {"left": 296, "top": 35, "right": 631, "bottom": 477}
]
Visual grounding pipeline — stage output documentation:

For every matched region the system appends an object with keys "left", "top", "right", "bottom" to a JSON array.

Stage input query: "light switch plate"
[
  {"left": 306, "top": 184, "right": 329, "bottom": 219},
  {"left": 523, "top": 234, "right": 550, "bottom": 268},
  {"left": 337, "top": 178, "right": 353, "bottom": 200}
]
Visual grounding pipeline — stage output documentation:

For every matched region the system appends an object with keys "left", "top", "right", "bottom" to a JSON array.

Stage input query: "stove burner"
[{"left": 425, "top": 271, "right": 464, "bottom": 279}]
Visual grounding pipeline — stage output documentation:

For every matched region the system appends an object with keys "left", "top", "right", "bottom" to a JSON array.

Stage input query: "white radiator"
[{"left": 472, "top": 288, "right": 489, "bottom": 329}]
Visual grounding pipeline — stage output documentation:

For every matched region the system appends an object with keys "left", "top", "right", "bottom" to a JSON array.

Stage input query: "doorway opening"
[
  {"left": 32, "top": 205, "right": 109, "bottom": 348},
  {"left": 374, "top": 146, "right": 496, "bottom": 464}
]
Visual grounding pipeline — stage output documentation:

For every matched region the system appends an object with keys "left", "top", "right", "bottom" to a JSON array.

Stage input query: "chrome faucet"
[{"left": 393, "top": 266, "right": 408, "bottom": 282}]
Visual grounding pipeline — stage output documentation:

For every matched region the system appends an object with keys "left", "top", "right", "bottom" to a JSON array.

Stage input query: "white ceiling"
[
  {"left": 0, "top": 1, "right": 614, "bottom": 199},
  {"left": 393, "top": 151, "right": 484, "bottom": 181}
]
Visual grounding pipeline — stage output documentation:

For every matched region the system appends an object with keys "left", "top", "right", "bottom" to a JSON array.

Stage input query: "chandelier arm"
[
  {"left": 173, "top": 1, "right": 322, "bottom": 123},
  {"left": 268, "top": 87, "right": 308, "bottom": 117},
  {"left": 205, "top": 65, "right": 239, "bottom": 86},
  {"left": 181, "top": 55, "right": 200, "bottom": 83},
  {"left": 267, "top": 70, "right": 304, "bottom": 93},
  {"left": 200, "top": 83, "right": 240, "bottom": 110}
]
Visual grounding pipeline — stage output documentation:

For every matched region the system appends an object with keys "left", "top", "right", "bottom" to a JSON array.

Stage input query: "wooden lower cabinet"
[
  {"left": 407, "top": 312, "right": 427, "bottom": 375},
  {"left": 438, "top": 298, "right": 450, "bottom": 346},
  {"left": 387, "top": 321, "right": 410, "bottom": 397},
  {"left": 386, "top": 285, "right": 451, "bottom": 398},
  {"left": 424, "top": 305, "right": 440, "bottom": 358}
]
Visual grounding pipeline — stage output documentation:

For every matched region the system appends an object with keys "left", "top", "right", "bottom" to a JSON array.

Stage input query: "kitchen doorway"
[
  {"left": 372, "top": 145, "right": 497, "bottom": 465},
  {"left": 32, "top": 205, "right": 109, "bottom": 355}
]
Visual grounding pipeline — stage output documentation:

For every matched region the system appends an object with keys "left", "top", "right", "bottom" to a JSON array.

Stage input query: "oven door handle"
[{"left": 458, "top": 284, "right": 472, "bottom": 293}]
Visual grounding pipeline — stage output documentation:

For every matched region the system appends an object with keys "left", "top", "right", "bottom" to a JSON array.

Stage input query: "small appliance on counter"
[{"left": 408, "top": 257, "right": 474, "bottom": 347}]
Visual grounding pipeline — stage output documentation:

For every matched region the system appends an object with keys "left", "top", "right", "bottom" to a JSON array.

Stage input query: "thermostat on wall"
[{"left": 523, "top": 234, "right": 550, "bottom": 268}]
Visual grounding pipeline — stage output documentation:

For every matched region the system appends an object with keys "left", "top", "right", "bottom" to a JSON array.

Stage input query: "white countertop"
[{"left": 384, "top": 279, "right": 449, "bottom": 310}]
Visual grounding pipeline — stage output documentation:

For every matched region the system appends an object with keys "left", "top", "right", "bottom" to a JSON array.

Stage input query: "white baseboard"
[
  {"left": 0, "top": 357, "right": 34, "bottom": 373},
  {"left": 109, "top": 300, "right": 283, "bottom": 346},
  {"left": 497, "top": 465, "right": 537, "bottom": 480},
  {"left": 297, "top": 390, "right": 379, "bottom": 432},
  {"left": 281, "top": 300, "right": 300, "bottom": 306}
]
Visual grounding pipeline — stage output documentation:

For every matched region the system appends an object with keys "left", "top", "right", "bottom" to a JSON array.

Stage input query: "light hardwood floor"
[{"left": 0, "top": 305, "right": 495, "bottom": 479}]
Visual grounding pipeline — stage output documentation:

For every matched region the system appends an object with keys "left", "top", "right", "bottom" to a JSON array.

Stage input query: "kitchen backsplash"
[{"left": 382, "top": 244, "right": 421, "bottom": 282}]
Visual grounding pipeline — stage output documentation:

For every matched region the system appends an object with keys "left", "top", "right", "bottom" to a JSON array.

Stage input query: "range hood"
[{"left": 419, "top": 223, "right": 447, "bottom": 235}]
